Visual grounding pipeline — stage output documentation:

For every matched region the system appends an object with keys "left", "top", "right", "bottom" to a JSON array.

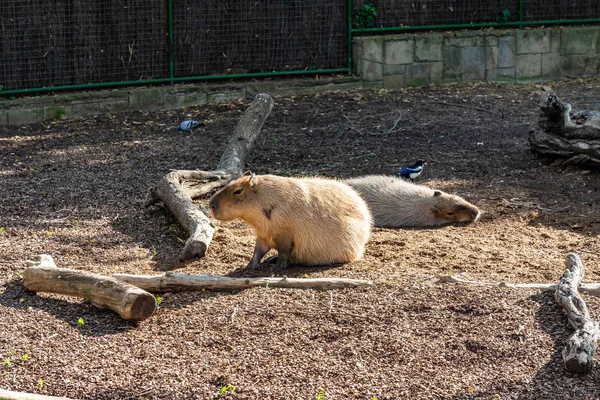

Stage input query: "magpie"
[
  {"left": 176, "top": 120, "right": 202, "bottom": 133},
  {"left": 395, "top": 159, "right": 426, "bottom": 182}
]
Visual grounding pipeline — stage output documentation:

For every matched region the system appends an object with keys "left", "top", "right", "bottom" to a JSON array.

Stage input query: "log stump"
[{"left": 529, "top": 87, "right": 600, "bottom": 167}]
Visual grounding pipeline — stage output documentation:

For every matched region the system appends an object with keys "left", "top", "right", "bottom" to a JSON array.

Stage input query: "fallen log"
[
  {"left": 145, "top": 93, "right": 274, "bottom": 260},
  {"left": 554, "top": 253, "right": 600, "bottom": 374},
  {"left": 113, "top": 271, "right": 373, "bottom": 292},
  {"left": 437, "top": 274, "right": 600, "bottom": 297},
  {"left": 0, "top": 388, "right": 75, "bottom": 400},
  {"left": 23, "top": 255, "right": 156, "bottom": 322},
  {"left": 530, "top": 87, "right": 600, "bottom": 167}
]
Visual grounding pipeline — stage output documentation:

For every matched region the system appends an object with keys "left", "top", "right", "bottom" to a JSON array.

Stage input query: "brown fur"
[
  {"left": 209, "top": 173, "right": 372, "bottom": 268},
  {"left": 344, "top": 175, "right": 480, "bottom": 228}
]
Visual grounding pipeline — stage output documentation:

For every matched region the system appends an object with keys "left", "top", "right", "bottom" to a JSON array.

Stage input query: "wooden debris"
[
  {"left": 530, "top": 87, "right": 600, "bottom": 167},
  {"left": 23, "top": 255, "right": 156, "bottom": 322},
  {"left": 0, "top": 388, "right": 75, "bottom": 400},
  {"left": 113, "top": 271, "right": 373, "bottom": 292},
  {"left": 145, "top": 93, "right": 274, "bottom": 260},
  {"left": 554, "top": 253, "right": 599, "bottom": 374}
]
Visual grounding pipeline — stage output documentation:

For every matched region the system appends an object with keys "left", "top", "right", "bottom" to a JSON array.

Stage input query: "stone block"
[
  {"left": 0, "top": 98, "right": 22, "bottom": 108},
  {"left": 443, "top": 46, "right": 462, "bottom": 78},
  {"left": 164, "top": 93, "right": 208, "bottom": 110},
  {"left": 129, "top": 88, "right": 164, "bottom": 111},
  {"left": 498, "top": 36, "right": 516, "bottom": 68},
  {"left": 445, "top": 34, "right": 484, "bottom": 48},
  {"left": 516, "top": 53, "right": 542, "bottom": 80},
  {"left": 550, "top": 30, "right": 561, "bottom": 53},
  {"left": 415, "top": 34, "right": 443, "bottom": 62},
  {"left": 363, "top": 37, "right": 384, "bottom": 63},
  {"left": 71, "top": 102, "right": 99, "bottom": 116},
  {"left": 0, "top": 111, "right": 7, "bottom": 127},
  {"left": 362, "top": 59, "right": 383, "bottom": 82},
  {"left": 44, "top": 106, "right": 72, "bottom": 120},
  {"left": 461, "top": 47, "right": 486, "bottom": 81},
  {"left": 98, "top": 99, "right": 129, "bottom": 113},
  {"left": 384, "top": 64, "right": 406, "bottom": 76},
  {"left": 384, "top": 38, "right": 414, "bottom": 65},
  {"left": 485, "top": 35, "right": 499, "bottom": 47},
  {"left": 486, "top": 46, "right": 498, "bottom": 70},
  {"left": 405, "top": 63, "right": 430, "bottom": 87},
  {"left": 89, "top": 90, "right": 129, "bottom": 99},
  {"left": 383, "top": 74, "right": 405, "bottom": 89},
  {"left": 362, "top": 81, "right": 384, "bottom": 89},
  {"left": 517, "top": 29, "right": 551, "bottom": 54},
  {"left": 486, "top": 68, "right": 515, "bottom": 82},
  {"left": 542, "top": 53, "right": 561, "bottom": 78},
  {"left": 53, "top": 93, "right": 91, "bottom": 103},
  {"left": 207, "top": 91, "right": 244, "bottom": 104},
  {"left": 8, "top": 108, "right": 44, "bottom": 125},
  {"left": 22, "top": 96, "right": 55, "bottom": 106},
  {"left": 561, "top": 27, "right": 598, "bottom": 55},
  {"left": 430, "top": 62, "right": 443, "bottom": 83}
]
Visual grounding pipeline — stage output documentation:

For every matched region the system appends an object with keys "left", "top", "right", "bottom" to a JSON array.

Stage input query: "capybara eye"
[
  {"left": 447, "top": 212, "right": 455, "bottom": 216},
  {"left": 233, "top": 188, "right": 244, "bottom": 195}
]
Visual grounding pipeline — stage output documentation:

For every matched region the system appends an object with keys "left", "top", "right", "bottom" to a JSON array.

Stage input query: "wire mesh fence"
[{"left": 351, "top": 0, "right": 600, "bottom": 30}]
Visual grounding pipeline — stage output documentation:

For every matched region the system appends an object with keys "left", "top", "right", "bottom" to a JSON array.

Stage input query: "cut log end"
[
  {"left": 125, "top": 292, "right": 158, "bottom": 322},
  {"left": 181, "top": 239, "right": 209, "bottom": 261}
]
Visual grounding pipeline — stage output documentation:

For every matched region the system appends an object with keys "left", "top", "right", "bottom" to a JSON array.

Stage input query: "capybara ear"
[
  {"left": 433, "top": 190, "right": 442, "bottom": 197},
  {"left": 243, "top": 170, "right": 253, "bottom": 177},
  {"left": 249, "top": 173, "right": 258, "bottom": 187}
]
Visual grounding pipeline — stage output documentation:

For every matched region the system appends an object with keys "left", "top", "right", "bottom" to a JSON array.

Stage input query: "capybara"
[
  {"left": 209, "top": 172, "right": 372, "bottom": 269},
  {"left": 344, "top": 175, "right": 480, "bottom": 228}
]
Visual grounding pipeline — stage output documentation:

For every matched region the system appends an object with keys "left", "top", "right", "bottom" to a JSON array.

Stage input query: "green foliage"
[
  {"left": 37, "top": 379, "right": 45, "bottom": 388},
  {"left": 55, "top": 109, "right": 66, "bottom": 119},
  {"left": 356, "top": 0, "right": 377, "bottom": 29},
  {"left": 21, "top": 353, "right": 29, "bottom": 362},
  {"left": 0, "top": 85, "right": 3, "bottom": 91},
  {"left": 0, "top": 227, "right": 5, "bottom": 234},
  {"left": 316, "top": 388, "right": 328, "bottom": 399},
  {"left": 496, "top": 8, "right": 511, "bottom": 23},
  {"left": 155, "top": 296, "right": 163, "bottom": 306},
  {"left": 219, "top": 384, "right": 236, "bottom": 396},
  {"left": 77, "top": 317, "right": 85, "bottom": 326}
]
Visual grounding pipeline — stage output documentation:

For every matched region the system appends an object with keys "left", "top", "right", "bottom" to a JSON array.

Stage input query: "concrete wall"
[
  {"left": 353, "top": 26, "right": 600, "bottom": 89},
  {"left": 0, "top": 77, "right": 361, "bottom": 127}
]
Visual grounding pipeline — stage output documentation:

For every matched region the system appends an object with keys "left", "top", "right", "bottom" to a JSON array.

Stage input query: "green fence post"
[
  {"left": 347, "top": 0, "right": 353, "bottom": 74},
  {"left": 519, "top": 0, "right": 524, "bottom": 29},
  {"left": 168, "top": 0, "right": 174, "bottom": 81}
]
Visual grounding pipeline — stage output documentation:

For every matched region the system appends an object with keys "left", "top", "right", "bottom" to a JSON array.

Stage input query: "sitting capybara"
[
  {"left": 344, "top": 175, "right": 480, "bottom": 228},
  {"left": 209, "top": 172, "right": 372, "bottom": 269}
]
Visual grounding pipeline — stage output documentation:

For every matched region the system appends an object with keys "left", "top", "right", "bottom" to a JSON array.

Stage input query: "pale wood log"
[
  {"left": 113, "top": 271, "right": 373, "bottom": 292},
  {"left": 437, "top": 274, "right": 600, "bottom": 297},
  {"left": 145, "top": 94, "right": 274, "bottom": 260},
  {"left": 0, "top": 388, "right": 75, "bottom": 400},
  {"left": 554, "top": 253, "right": 600, "bottom": 374},
  {"left": 23, "top": 255, "right": 156, "bottom": 322}
]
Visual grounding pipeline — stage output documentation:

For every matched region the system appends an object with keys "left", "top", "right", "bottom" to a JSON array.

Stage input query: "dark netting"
[
  {"left": 172, "top": 0, "right": 348, "bottom": 77},
  {"left": 0, "top": 0, "right": 168, "bottom": 91},
  {"left": 523, "top": 1, "right": 600, "bottom": 22}
]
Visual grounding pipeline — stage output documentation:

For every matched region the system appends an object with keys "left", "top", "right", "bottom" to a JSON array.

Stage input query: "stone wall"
[
  {"left": 353, "top": 26, "right": 600, "bottom": 89},
  {"left": 0, "top": 77, "right": 361, "bottom": 127}
]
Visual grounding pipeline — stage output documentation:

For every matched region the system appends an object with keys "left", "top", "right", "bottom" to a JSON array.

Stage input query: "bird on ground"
[
  {"left": 176, "top": 120, "right": 202, "bottom": 133},
  {"left": 395, "top": 159, "right": 426, "bottom": 182}
]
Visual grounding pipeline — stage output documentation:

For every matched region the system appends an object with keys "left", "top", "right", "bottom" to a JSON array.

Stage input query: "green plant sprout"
[{"left": 356, "top": 0, "right": 377, "bottom": 29}]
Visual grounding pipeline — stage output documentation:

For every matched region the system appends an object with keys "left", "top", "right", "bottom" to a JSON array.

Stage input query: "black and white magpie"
[{"left": 395, "top": 159, "right": 426, "bottom": 182}]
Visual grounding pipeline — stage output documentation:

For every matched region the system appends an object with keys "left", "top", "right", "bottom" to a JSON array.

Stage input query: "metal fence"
[{"left": 0, "top": 0, "right": 599, "bottom": 96}]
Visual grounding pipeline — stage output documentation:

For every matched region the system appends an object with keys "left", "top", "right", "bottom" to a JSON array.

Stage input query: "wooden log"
[
  {"left": 437, "top": 274, "right": 600, "bottom": 297},
  {"left": 0, "top": 388, "right": 75, "bottom": 400},
  {"left": 23, "top": 255, "right": 156, "bottom": 322},
  {"left": 113, "top": 271, "right": 373, "bottom": 292},
  {"left": 554, "top": 253, "right": 600, "bottom": 374},
  {"left": 531, "top": 87, "right": 600, "bottom": 167},
  {"left": 145, "top": 94, "right": 274, "bottom": 260}
]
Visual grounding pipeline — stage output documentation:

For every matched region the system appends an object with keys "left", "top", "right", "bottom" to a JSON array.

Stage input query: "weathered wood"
[
  {"left": 145, "top": 94, "right": 274, "bottom": 260},
  {"left": 554, "top": 253, "right": 600, "bottom": 374},
  {"left": 437, "top": 274, "right": 600, "bottom": 297},
  {"left": 23, "top": 255, "right": 156, "bottom": 322},
  {"left": 113, "top": 271, "right": 373, "bottom": 292},
  {"left": 0, "top": 388, "right": 75, "bottom": 400},
  {"left": 530, "top": 87, "right": 600, "bottom": 166}
]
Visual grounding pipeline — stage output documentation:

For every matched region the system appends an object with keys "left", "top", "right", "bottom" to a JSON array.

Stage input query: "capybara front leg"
[
  {"left": 246, "top": 239, "right": 271, "bottom": 269},
  {"left": 273, "top": 238, "right": 294, "bottom": 270}
]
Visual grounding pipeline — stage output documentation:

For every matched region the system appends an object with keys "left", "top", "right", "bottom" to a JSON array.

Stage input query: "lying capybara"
[
  {"left": 209, "top": 172, "right": 372, "bottom": 269},
  {"left": 344, "top": 175, "right": 480, "bottom": 228}
]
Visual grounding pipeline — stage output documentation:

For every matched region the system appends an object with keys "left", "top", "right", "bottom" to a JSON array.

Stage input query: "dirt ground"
[{"left": 1, "top": 76, "right": 599, "bottom": 400}]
